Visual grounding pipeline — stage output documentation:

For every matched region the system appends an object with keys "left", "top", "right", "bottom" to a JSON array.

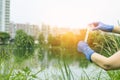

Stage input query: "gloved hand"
[
  {"left": 77, "top": 41, "right": 94, "bottom": 61},
  {"left": 89, "top": 22, "right": 114, "bottom": 32}
]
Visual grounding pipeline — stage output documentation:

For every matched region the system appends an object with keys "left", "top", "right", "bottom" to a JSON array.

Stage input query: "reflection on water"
[
  {"left": 38, "top": 46, "right": 90, "bottom": 68},
  {"left": 35, "top": 46, "right": 109, "bottom": 80},
  {"left": 0, "top": 46, "right": 110, "bottom": 80}
]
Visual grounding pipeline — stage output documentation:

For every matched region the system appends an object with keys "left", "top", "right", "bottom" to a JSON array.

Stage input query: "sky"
[{"left": 10, "top": 0, "right": 120, "bottom": 28}]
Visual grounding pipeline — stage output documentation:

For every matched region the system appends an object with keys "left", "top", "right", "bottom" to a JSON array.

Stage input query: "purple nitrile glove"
[
  {"left": 89, "top": 22, "right": 114, "bottom": 32},
  {"left": 77, "top": 41, "right": 94, "bottom": 61}
]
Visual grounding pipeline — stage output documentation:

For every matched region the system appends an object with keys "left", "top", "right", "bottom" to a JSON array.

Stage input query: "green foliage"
[
  {"left": 38, "top": 33, "right": 45, "bottom": 45},
  {"left": 10, "top": 67, "right": 37, "bottom": 80},
  {"left": 15, "top": 30, "right": 34, "bottom": 47},
  {"left": 88, "top": 31, "right": 104, "bottom": 52},
  {"left": 88, "top": 31, "right": 120, "bottom": 56},
  {"left": 107, "top": 70, "right": 120, "bottom": 80},
  {"left": 14, "top": 30, "right": 34, "bottom": 59},
  {"left": 0, "top": 47, "right": 10, "bottom": 62},
  {"left": 48, "top": 34, "right": 61, "bottom": 46},
  {"left": 0, "top": 66, "right": 38, "bottom": 80},
  {"left": 0, "top": 32, "right": 10, "bottom": 44}
]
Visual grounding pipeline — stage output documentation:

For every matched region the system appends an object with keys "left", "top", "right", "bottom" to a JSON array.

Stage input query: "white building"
[
  {"left": 0, "top": 0, "right": 10, "bottom": 32},
  {"left": 41, "top": 24, "right": 80, "bottom": 36},
  {"left": 10, "top": 23, "right": 40, "bottom": 39}
]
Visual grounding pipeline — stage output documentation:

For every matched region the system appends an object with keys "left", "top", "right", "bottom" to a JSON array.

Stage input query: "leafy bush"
[
  {"left": 48, "top": 34, "right": 61, "bottom": 46},
  {"left": 14, "top": 30, "right": 34, "bottom": 59},
  {"left": 0, "top": 32, "right": 10, "bottom": 44}
]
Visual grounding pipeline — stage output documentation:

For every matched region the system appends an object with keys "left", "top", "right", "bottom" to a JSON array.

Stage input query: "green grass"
[
  {"left": 58, "top": 59, "right": 75, "bottom": 80},
  {"left": 107, "top": 70, "right": 120, "bottom": 80}
]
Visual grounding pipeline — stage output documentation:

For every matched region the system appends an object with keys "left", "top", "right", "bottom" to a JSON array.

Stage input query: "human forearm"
[
  {"left": 112, "top": 26, "right": 120, "bottom": 34},
  {"left": 91, "top": 51, "right": 120, "bottom": 70},
  {"left": 91, "top": 53, "right": 111, "bottom": 70}
]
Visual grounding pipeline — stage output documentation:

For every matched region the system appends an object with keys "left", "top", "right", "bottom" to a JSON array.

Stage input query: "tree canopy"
[{"left": 0, "top": 32, "right": 10, "bottom": 44}]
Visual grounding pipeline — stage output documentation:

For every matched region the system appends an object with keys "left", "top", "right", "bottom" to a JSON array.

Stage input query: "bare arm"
[
  {"left": 91, "top": 51, "right": 120, "bottom": 70},
  {"left": 112, "top": 26, "right": 120, "bottom": 34}
]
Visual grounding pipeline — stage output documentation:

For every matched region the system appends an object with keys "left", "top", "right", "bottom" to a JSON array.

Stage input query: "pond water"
[
  {"left": 0, "top": 47, "right": 110, "bottom": 80},
  {"left": 32, "top": 61, "right": 109, "bottom": 80}
]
